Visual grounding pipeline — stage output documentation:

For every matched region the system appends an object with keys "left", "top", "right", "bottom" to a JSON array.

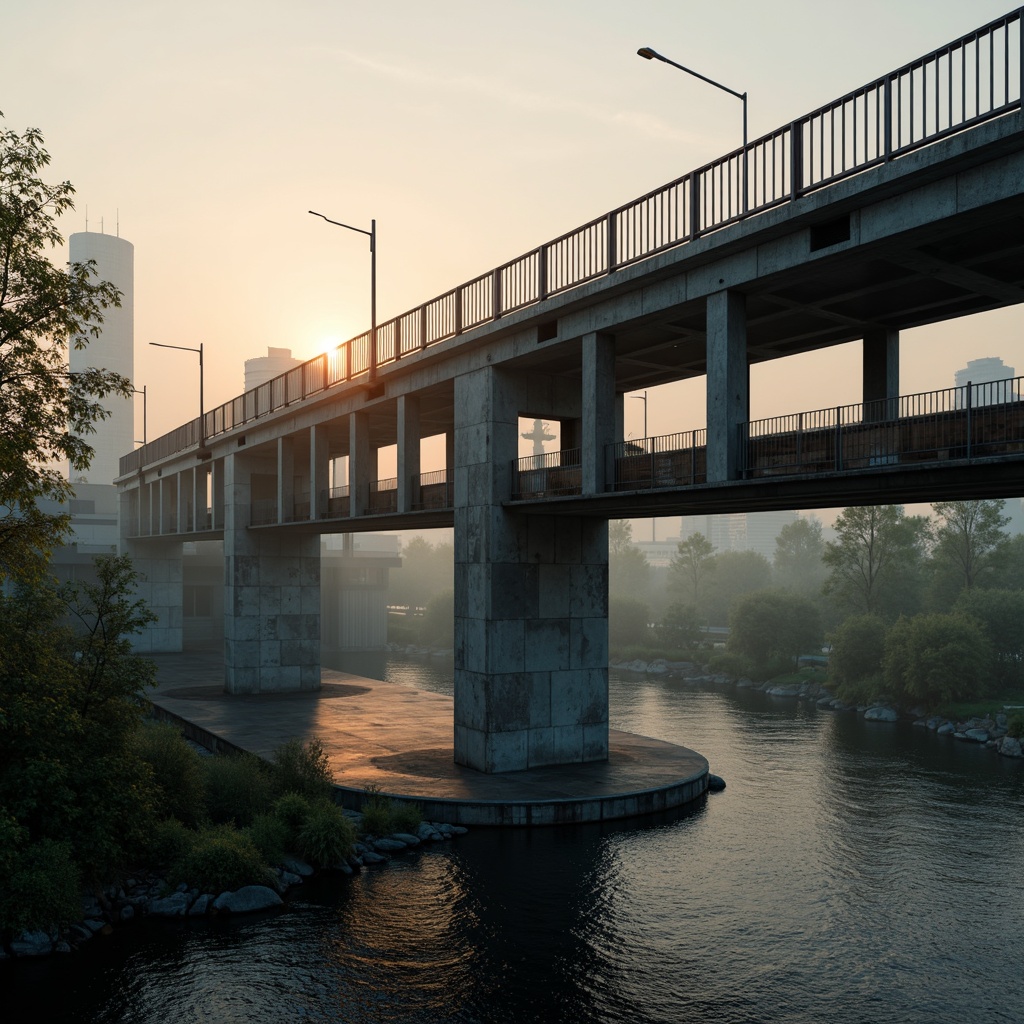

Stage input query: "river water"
[{"left": 6, "top": 658, "right": 1023, "bottom": 1023}]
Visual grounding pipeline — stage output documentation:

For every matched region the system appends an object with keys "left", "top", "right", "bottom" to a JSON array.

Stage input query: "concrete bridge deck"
[{"left": 147, "top": 652, "right": 709, "bottom": 827}]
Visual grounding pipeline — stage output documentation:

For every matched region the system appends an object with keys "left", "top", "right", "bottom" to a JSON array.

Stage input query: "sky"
[{"left": 2, "top": 0, "right": 1021, "bottom": 533}]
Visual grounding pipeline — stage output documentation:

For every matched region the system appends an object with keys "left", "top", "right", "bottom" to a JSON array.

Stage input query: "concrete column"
[
  {"left": 310, "top": 424, "right": 329, "bottom": 521},
  {"left": 582, "top": 331, "right": 616, "bottom": 494},
  {"left": 212, "top": 458, "right": 224, "bottom": 530},
  {"left": 863, "top": 328, "right": 899, "bottom": 421},
  {"left": 178, "top": 470, "right": 189, "bottom": 533},
  {"left": 277, "top": 436, "right": 294, "bottom": 523},
  {"left": 223, "top": 452, "right": 321, "bottom": 694},
  {"left": 349, "top": 412, "right": 372, "bottom": 518},
  {"left": 706, "top": 289, "right": 749, "bottom": 482},
  {"left": 453, "top": 365, "right": 609, "bottom": 774},
  {"left": 397, "top": 394, "right": 421, "bottom": 513},
  {"left": 124, "top": 537, "right": 184, "bottom": 653}
]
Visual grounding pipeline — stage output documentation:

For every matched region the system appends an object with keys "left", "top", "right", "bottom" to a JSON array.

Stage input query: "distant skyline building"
[
  {"left": 68, "top": 231, "right": 134, "bottom": 485},
  {"left": 680, "top": 510, "right": 799, "bottom": 561},
  {"left": 954, "top": 356, "right": 1018, "bottom": 408},
  {"left": 244, "top": 346, "right": 303, "bottom": 392}
]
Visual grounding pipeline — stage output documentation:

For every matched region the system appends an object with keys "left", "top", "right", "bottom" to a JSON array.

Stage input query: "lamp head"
[{"left": 637, "top": 47, "right": 659, "bottom": 60}]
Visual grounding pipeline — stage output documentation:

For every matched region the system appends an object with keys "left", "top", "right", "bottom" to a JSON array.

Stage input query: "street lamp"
[
  {"left": 637, "top": 46, "right": 748, "bottom": 212},
  {"left": 309, "top": 210, "right": 377, "bottom": 380},
  {"left": 133, "top": 385, "right": 147, "bottom": 446},
  {"left": 629, "top": 390, "right": 655, "bottom": 542},
  {"left": 150, "top": 342, "right": 204, "bottom": 445}
]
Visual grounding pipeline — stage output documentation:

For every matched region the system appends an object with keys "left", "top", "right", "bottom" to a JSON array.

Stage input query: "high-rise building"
[
  {"left": 954, "top": 356, "right": 1018, "bottom": 408},
  {"left": 244, "top": 347, "right": 302, "bottom": 392},
  {"left": 68, "top": 232, "right": 134, "bottom": 484},
  {"left": 680, "top": 510, "right": 799, "bottom": 561}
]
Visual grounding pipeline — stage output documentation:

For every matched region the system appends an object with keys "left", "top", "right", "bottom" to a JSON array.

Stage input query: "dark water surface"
[{"left": 6, "top": 658, "right": 1023, "bottom": 1023}]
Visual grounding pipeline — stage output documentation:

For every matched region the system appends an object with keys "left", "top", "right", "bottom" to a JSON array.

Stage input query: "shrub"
[
  {"left": 171, "top": 825, "right": 273, "bottom": 894},
  {"left": 609, "top": 597, "right": 651, "bottom": 649},
  {"left": 707, "top": 651, "right": 754, "bottom": 679},
  {"left": 270, "top": 738, "right": 334, "bottom": 802},
  {"left": 0, "top": 834, "right": 81, "bottom": 933},
  {"left": 271, "top": 792, "right": 313, "bottom": 847},
  {"left": 359, "top": 790, "right": 394, "bottom": 837},
  {"left": 296, "top": 800, "right": 356, "bottom": 867},
  {"left": 1007, "top": 713, "right": 1024, "bottom": 739},
  {"left": 246, "top": 813, "right": 289, "bottom": 864},
  {"left": 391, "top": 801, "right": 423, "bottom": 835},
  {"left": 203, "top": 752, "right": 274, "bottom": 826},
  {"left": 134, "top": 720, "right": 206, "bottom": 825},
  {"left": 143, "top": 817, "right": 196, "bottom": 870},
  {"left": 828, "top": 615, "right": 887, "bottom": 698}
]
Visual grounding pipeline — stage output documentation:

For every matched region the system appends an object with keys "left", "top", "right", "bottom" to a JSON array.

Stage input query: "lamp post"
[
  {"left": 629, "top": 390, "right": 655, "bottom": 542},
  {"left": 150, "top": 342, "right": 204, "bottom": 445},
  {"left": 309, "top": 210, "right": 376, "bottom": 380},
  {"left": 133, "top": 385, "right": 147, "bottom": 446},
  {"left": 637, "top": 46, "right": 747, "bottom": 213}
]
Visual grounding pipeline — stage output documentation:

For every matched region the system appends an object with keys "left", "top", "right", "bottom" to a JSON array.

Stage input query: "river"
[{"left": 5, "top": 657, "right": 1023, "bottom": 1023}]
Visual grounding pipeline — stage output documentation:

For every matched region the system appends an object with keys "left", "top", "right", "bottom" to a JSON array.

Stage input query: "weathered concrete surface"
[{"left": 147, "top": 652, "right": 708, "bottom": 826}]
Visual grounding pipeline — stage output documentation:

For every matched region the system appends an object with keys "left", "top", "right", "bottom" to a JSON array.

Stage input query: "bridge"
[{"left": 117, "top": 10, "right": 1024, "bottom": 774}]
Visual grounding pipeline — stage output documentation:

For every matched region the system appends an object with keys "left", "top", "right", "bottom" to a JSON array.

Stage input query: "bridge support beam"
[
  {"left": 349, "top": 411, "right": 372, "bottom": 518},
  {"left": 223, "top": 452, "right": 320, "bottom": 694},
  {"left": 121, "top": 533, "right": 184, "bottom": 653},
  {"left": 397, "top": 395, "right": 421, "bottom": 513},
  {"left": 863, "top": 328, "right": 900, "bottom": 421},
  {"left": 582, "top": 331, "right": 616, "bottom": 493},
  {"left": 454, "top": 365, "right": 609, "bottom": 773},
  {"left": 706, "top": 290, "right": 749, "bottom": 482}
]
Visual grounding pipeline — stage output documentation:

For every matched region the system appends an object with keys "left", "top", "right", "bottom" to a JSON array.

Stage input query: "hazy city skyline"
[{"left": 3, "top": 0, "right": 1021, "bottom": 451}]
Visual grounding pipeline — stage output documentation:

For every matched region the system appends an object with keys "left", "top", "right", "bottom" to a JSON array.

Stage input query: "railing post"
[
  {"left": 345, "top": 339, "right": 352, "bottom": 382},
  {"left": 835, "top": 406, "right": 844, "bottom": 471},
  {"left": 420, "top": 304, "right": 428, "bottom": 350},
  {"left": 883, "top": 75, "right": 893, "bottom": 159},
  {"left": 797, "top": 411, "right": 804, "bottom": 467},
  {"left": 537, "top": 246, "right": 548, "bottom": 302},
  {"left": 688, "top": 174, "right": 701, "bottom": 241},
  {"left": 790, "top": 121, "right": 804, "bottom": 200},
  {"left": 966, "top": 378, "right": 973, "bottom": 459},
  {"left": 492, "top": 268, "right": 502, "bottom": 320},
  {"left": 454, "top": 288, "right": 463, "bottom": 336},
  {"left": 606, "top": 211, "right": 617, "bottom": 275},
  {"left": 394, "top": 317, "right": 402, "bottom": 361}
]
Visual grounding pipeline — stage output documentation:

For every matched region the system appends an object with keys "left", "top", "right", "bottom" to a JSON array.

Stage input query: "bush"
[
  {"left": 296, "top": 800, "right": 356, "bottom": 867},
  {"left": 171, "top": 825, "right": 273, "bottom": 894},
  {"left": 272, "top": 792, "right": 313, "bottom": 845},
  {"left": 270, "top": 738, "right": 334, "bottom": 802},
  {"left": 391, "top": 801, "right": 422, "bottom": 835},
  {"left": 245, "top": 813, "right": 290, "bottom": 864},
  {"left": 203, "top": 752, "right": 274, "bottom": 826},
  {"left": 707, "top": 651, "right": 754, "bottom": 679},
  {"left": 359, "top": 790, "right": 394, "bottom": 837},
  {"left": 142, "top": 817, "right": 196, "bottom": 870},
  {"left": 0, "top": 834, "right": 81, "bottom": 934},
  {"left": 1007, "top": 713, "right": 1024, "bottom": 739},
  {"left": 609, "top": 597, "right": 651, "bottom": 649},
  {"left": 828, "top": 615, "right": 887, "bottom": 698},
  {"left": 134, "top": 721, "right": 206, "bottom": 826}
]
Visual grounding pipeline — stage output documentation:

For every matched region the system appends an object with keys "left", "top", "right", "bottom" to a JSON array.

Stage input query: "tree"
[
  {"left": 773, "top": 516, "right": 827, "bottom": 599},
  {"left": 703, "top": 549, "right": 772, "bottom": 626},
  {"left": 1, "top": 115, "right": 130, "bottom": 582},
  {"left": 608, "top": 519, "right": 633, "bottom": 556},
  {"left": 609, "top": 596, "right": 651, "bottom": 649},
  {"left": 954, "top": 587, "right": 1024, "bottom": 687},
  {"left": 668, "top": 532, "right": 715, "bottom": 605},
  {"left": 609, "top": 519, "right": 651, "bottom": 601},
  {"left": 882, "top": 613, "right": 990, "bottom": 708},
  {"left": 823, "top": 505, "right": 929, "bottom": 619},
  {"left": 930, "top": 500, "right": 1009, "bottom": 592},
  {"left": 827, "top": 614, "right": 887, "bottom": 699},
  {"left": 657, "top": 602, "right": 703, "bottom": 653},
  {"left": 727, "top": 590, "right": 822, "bottom": 679}
]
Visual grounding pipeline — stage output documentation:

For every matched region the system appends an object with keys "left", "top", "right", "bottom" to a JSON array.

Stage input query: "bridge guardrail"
[{"left": 120, "top": 10, "right": 1023, "bottom": 477}]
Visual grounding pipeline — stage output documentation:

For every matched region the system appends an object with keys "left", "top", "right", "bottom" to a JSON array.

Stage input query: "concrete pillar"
[
  {"left": 582, "top": 331, "right": 616, "bottom": 494},
  {"left": 706, "top": 290, "right": 749, "bottom": 482},
  {"left": 123, "top": 537, "right": 184, "bottom": 653},
  {"left": 453, "top": 365, "right": 609, "bottom": 773},
  {"left": 349, "top": 412, "right": 372, "bottom": 518},
  {"left": 178, "top": 470, "right": 189, "bottom": 533},
  {"left": 863, "top": 328, "right": 899, "bottom": 421},
  {"left": 310, "top": 424, "right": 329, "bottom": 520},
  {"left": 397, "top": 394, "right": 421, "bottom": 513},
  {"left": 212, "top": 458, "right": 224, "bottom": 530},
  {"left": 277, "top": 436, "right": 294, "bottom": 523},
  {"left": 223, "top": 452, "right": 320, "bottom": 694}
]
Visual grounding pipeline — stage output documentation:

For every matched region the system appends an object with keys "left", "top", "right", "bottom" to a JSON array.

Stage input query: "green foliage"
[
  {"left": 930, "top": 500, "right": 1009, "bottom": 593},
  {"left": 270, "top": 737, "right": 334, "bottom": 802},
  {"left": 728, "top": 590, "right": 822, "bottom": 679},
  {"left": 245, "top": 813, "right": 290, "bottom": 864},
  {"left": 609, "top": 524, "right": 652, "bottom": 602},
  {"left": 203, "top": 751, "right": 274, "bottom": 826},
  {"left": 134, "top": 721, "right": 206, "bottom": 826},
  {"left": 707, "top": 651, "right": 754, "bottom": 679},
  {"left": 272, "top": 792, "right": 313, "bottom": 842},
  {"left": 954, "top": 588, "right": 1024, "bottom": 686},
  {"left": 142, "top": 817, "right": 196, "bottom": 871},
  {"left": 823, "top": 505, "right": 929, "bottom": 620},
  {"left": 828, "top": 614, "right": 887, "bottom": 697},
  {"left": 0, "top": 836, "right": 81, "bottom": 933},
  {"left": 773, "top": 517, "right": 827, "bottom": 599},
  {"left": 1007, "top": 714, "right": 1024, "bottom": 739},
  {"left": 391, "top": 801, "right": 423, "bottom": 834},
  {"left": 296, "top": 800, "right": 356, "bottom": 866},
  {"left": 170, "top": 825, "right": 273, "bottom": 894},
  {"left": 667, "top": 532, "right": 715, "bottom": 605},
  {"left": 389, "top": 537, "right": 454, "bottom": 612},
  {"left": 882, "top": 613, "right": 991, "bottom": 708},
  {"left": 0, "top": 115, "right": 130, "bottom": 583},
  {"left": 656, "top": 602, "right": 702, "bottom": 652},
  {"left": 609, "top": 596, "right": 651, "bottom": 649},
  {"left": 0, "top": 556, "right": 159, "bottom": 884},
  {"left": 703, "top": 549, "right": 772, "bottom": 627},
  {"left": 420, "top": 588, "right": 454, "bottom": 646}
]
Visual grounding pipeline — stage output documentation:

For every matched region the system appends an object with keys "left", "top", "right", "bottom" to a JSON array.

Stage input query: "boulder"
[
  {"left": 213, "top": 886, "right": 283, "bottom": 914},
  {"left": 864, "top": 706, "right": 898, "bottom": 722},
  {"left": 147, "top": 892, "right": 192, "bottom": 917},
  {"left": 10, "top": 930, "right": 53, "bottom": 957},
  {"left": 373, "top": 837, "right": 409, "bottom": 852},
  {"left": 390, "top": 832, "right": 421, "bottom": 846},
  {"left": 281, "top": 856, "right": 314, "bottom": 877},
  {"left": 188, "top": 894, "right": 214, "bottom": 916},
  {"left": 964, "top": 728, "right": 990, "bottom": 743},
  {"left": 706, "top": 774, "right": 726, "bottom": 792},
  {"left": 998, "top": 736, "right": 1023, "bottom": 758},
  {"left": 360, "top": 849, "right": 388, "bottom": 864},
  {"left": 937, "top": 722, "right": 956, "bottom": 736}
]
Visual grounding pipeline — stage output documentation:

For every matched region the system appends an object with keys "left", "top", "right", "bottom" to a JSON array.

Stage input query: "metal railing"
[
  {"left": 415, "top": 469, "right": 454, "bottom": 510},
  {"left": 741, "top": 376, "right": 1024, "bottom": 476},
  {"left": 119, "top": 11, "right": 1023, "bottom": 478},
  {"left": 367, "top": 477, "right": 398, "bottom": 515},
  {"left": 610, "top": 430, "right": 707, "bottom": 490},
  {"left": 512, "top": 449, "right": 582, "bottom": 499}
]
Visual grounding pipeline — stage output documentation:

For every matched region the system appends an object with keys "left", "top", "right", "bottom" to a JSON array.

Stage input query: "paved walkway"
[{"left": 148, "top": 652, "right": 709, "bottom": 826}]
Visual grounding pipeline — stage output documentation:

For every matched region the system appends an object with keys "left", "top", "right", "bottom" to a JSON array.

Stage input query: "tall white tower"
[{"left": 68, "top": 232, "right": 134, "bottom": 484}]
